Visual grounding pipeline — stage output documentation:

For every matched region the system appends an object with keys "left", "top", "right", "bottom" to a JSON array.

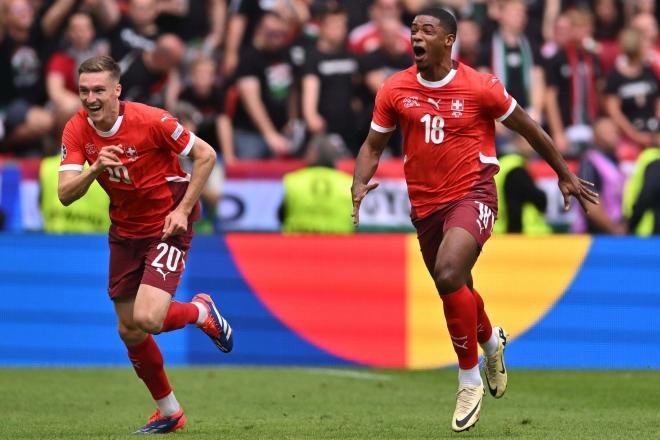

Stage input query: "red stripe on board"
[{"left": 226, "top": 234, "right": 407, "bottom": 367}]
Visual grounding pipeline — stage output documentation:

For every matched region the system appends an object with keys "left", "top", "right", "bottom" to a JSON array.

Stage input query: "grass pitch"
[{"left": 1, "top": 368, "right": 659, "bottom": 439}]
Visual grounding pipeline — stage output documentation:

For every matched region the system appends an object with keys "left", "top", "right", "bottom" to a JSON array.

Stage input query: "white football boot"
[
  {"left": 451, "top": 382, "right": 484, "bottom": 432},
  {"left": 483, "top": 326, "right": 509, "bottom": 398}
]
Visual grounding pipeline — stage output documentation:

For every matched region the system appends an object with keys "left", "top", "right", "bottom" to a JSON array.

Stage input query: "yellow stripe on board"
[{"left": 406, "top": 235, "right": 591, "bottom": 369}]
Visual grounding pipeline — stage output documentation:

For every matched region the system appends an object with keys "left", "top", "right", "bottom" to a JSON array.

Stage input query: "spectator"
[
  {"left": 478, "top": 0, "right": 545, "bottom": 122},
  {"left": 540, "top": 12, "right": 572, "bottom": 61},
  {"left": 624, "top": 137, "right": 660, "bottom": 236},
  {"left": 493, "top": 135, "right": 551, "bottom": 235},
  {"left": 593, "top": 0, "right": 625, "bottom": 73},
  {"left": 178, "top": 57, "right": 229, "bottom": 153},
  {"left": 456, "top": 17, "right": 482, "bottom": 68},
  {"left": 119, "top": 33, "right": 185, "bottom": 108},
  {"left": 39, "top": 0, "right": 119, "bottom": 40},
  {"left": 230, "top": 12, "right": 297, "bottom": 160},
  {"left": 631, "top": 12, "right": 660, "bottom": 78},
  {"left": 108, "top": 0, "right": 162, "bottom": 62},
  {"left": 544, "top": 8, "right": 601, "bottom": 156},
  {"left": 280, "top": 133, "right": 353, "bottom": 233},
  {"left": 46, "top": 12, "right": 109, "bottom": 125},
  {"left": 358, "top": 14, "right": 412, "bottom": 156},
  {"left": 603, "top": 27, "right": 659, "bottom": 148},
  {"left": 171, "top": 101, "right": 225, "bottom": 234},
  {"left": 223, "top": 0, "right": 310, "bottom": 76},
  {"left": 156, "top": 0, "right": 227, "bottom": 58},
  {"left": 0, "top": 0, "right": 54, "bottom": 153},
  {"left": 347, "top": 0, "right": 410, "bottom": 56},
  {"left": 573, "top": 118, "right": 627, "bottom": 235},
  {"left": 360, "top": 14, "right": 412, "bottom": 97},
  {"left": 302, "top": 4, "right": 358, "bottom": 148}
]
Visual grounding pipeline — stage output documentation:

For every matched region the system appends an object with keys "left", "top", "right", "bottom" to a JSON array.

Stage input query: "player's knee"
[
  {"left": 117, "top": 323, "right": 145, "bottom": 345},
  {"left": 433, "top": 262, "right": 465, "bottom": 295},
  {"left": 133, "top": 310, "right": 164, "bottom": 334}
]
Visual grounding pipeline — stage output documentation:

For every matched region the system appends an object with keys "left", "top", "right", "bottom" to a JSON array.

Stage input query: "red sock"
[
  {"left": 472, "top": 289, "right": 493, "bottom": 344},
  {"left": 160, "top": 301, "right": 199, "bottom": 332},
  {"left": 440, "top": 285, "right": 478, "bottom": 369},
  {"left": 127, "top": 335, "right": 172, "bottom": 400}
]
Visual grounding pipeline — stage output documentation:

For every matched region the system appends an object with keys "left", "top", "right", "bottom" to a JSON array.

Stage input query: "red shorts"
[
  {"left": 107, "top": 224, "right": 194, "bottom": 300},
  {"left": 413, "top": 193, "right": 497, "bottom": 275}
]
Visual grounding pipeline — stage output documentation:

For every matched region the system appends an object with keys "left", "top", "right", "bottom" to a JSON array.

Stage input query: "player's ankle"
[
  {"left": 480, "top": 330, "right": 499, "bottom": 357},
  {"left": 193, "top": 301, "right": 208, "bottom": 326},
  {"left": 156, "top": 391, "right": 180, "bottom": 417},
  {"left": 458, "top": 365, "right": 482, "bottom": 387}
]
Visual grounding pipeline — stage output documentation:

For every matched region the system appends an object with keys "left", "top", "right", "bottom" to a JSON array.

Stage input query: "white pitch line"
[{"left": 301, "top": 368, "right": 393, "bottom": 381}]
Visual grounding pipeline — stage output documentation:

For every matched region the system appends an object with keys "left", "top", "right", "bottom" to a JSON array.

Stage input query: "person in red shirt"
[
  {"left": 58, "top": 56, "right": 233, "bottom": 434},
  {"left": 352, "top": 7, "right": 598, "bottom": 433}
]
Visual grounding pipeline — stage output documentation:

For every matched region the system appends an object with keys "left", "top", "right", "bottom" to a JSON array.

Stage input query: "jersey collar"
[
  {"left": 87, "top": 101, "right": 125, "bottom": 137},
  {"left": 416, "top": 63, "right": 458, "bottom": 88}
]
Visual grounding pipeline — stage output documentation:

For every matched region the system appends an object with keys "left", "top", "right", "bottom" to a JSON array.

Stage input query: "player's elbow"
[
  {"left": 58, "top": 188, "right": 73, "bottom": 206},
  {"left": 206, "top": 146, "right": 217, "bottom": 163},
  {"left": 198, "top": 143, "right": 217, "bottom": 166}
]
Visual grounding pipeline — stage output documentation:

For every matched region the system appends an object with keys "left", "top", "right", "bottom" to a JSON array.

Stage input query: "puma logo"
[
  {"left": 156, "top": 268, "right": 169, "bottom": 281},
  {"left": 427, "top": 97, "right": 441, "bottom": 111},
  {"left": 451, "top": 335, "right": 469, "bottom": 350}
]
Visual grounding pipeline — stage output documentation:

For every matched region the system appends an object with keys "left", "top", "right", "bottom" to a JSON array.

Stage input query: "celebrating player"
[
  {"left": 58, "top": 56, "right": 233, "bottom": 434},
  {"left": 352, "top": 8, "right": 598, "bottom": 432}
]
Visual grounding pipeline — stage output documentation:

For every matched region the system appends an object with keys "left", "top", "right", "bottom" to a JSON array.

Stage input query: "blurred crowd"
[{"left": 0, "top": 0, "right": 658, "bottom": 234}]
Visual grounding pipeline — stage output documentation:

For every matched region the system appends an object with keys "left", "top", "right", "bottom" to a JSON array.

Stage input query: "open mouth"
[
  {"left": 87, "top": 104, "right": 102, "bottom": 114},
  {"left": 413, "top": 46, "right": 426, "bottom": 60}
]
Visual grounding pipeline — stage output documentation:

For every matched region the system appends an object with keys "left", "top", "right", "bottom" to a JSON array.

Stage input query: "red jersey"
[
  {"left": 371, "top": 61, "right": 516, "bottom": 219},
  {"left": 60, "top": 101, "right": 199, "bottom": 238}
]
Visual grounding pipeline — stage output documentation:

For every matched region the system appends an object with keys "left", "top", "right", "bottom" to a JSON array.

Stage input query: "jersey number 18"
[{"left": 420, "top": 113, "right": 445, "bottom": 144}]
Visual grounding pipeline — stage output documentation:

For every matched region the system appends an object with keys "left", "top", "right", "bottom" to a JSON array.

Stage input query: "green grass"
[{"left": 1, "top": 368, "right": 660, "bottom": 439}]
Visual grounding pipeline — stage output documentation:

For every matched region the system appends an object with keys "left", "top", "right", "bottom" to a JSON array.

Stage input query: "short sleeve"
[
  {"left": 152, "top": 112, "right": 197, "bottom": 156},
  {"left": 482, "top": 74, "right": 517, "bottom": 122},
  {"left": 544, "top": 53, "right": 561, "bottom": 87},
  {"left": 235, "top": 48, "right": 259, "bottom": 79},
  {"left": 59, "top": 120, "right": 86, "bottom": 172},
  {"left": 603, "top": 70, "right": 620, "bottom": 96},
  {"left": 212, "top": 87, "right": 226, "bottom": 114},
  {"left": 371, "top": 80, "right": 397, "bottom": 133},
  {"left": 301, "top": 48, "right": 319, "bottom": 76}
]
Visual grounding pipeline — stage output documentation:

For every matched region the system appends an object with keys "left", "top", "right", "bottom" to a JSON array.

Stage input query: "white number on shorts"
[
  {"left": 420, "top": 113, "right": 445, "bottom": 144},
  {"left": 152, "top": 243, "right": 183, "bottom": 272},
  {"left": 107, "top": 165, "right": 132, "bottom": 184}
]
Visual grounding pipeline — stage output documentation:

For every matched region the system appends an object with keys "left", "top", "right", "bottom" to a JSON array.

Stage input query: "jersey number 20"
[
  {"left": 420, "top": 114, "right": 445, "bottom": 144},
  {"left": 107, "top": 165, "right": 132, "bottom": 184}
]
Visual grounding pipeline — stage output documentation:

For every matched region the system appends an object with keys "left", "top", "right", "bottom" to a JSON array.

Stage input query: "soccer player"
[
  {"left": 58, "top": 56, "right": 233, "bottom": 434},
  {"left": 351, "top": 8, "right": 598, "bottom": 432}
]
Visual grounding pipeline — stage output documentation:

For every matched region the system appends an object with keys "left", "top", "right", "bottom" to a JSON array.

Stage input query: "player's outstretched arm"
[
  {"left": 502, "top": 105, "right": 599, "bottom": 212},
  {"left": 58, "top": 145, "right": 123, "bottom": 206},
  {"left": 351, "top": 128, "right": 392, "bottom": 225},
  {"left": 162, "top": 137, "right": 216, "bottom": 240}
]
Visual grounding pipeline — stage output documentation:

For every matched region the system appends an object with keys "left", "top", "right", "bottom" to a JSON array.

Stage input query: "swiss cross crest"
[
  {"left": 84, "top": 143, "right": 97, "bottom": 156},
  {"left": 403, "top": 96, "right": 420, "bottom": 108},
  {"left": 451, "top": 99, "right": 464, "bottom": 112},
  {"left": 451, "top": 99, "right": 464, "bottom": 118},
  {"left": 125, "top": 145, "right": 139, "bottom": 161}
]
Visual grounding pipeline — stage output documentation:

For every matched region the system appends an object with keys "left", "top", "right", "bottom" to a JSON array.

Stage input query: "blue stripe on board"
[{"left": 508, "top": 237, "right": 660, "bottom": 368}]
